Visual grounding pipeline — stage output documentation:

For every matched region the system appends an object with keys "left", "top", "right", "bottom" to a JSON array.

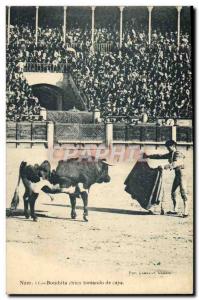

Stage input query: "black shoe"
[
  {"left": 182, "top": 214, "right": 189, "bottom": 218},
  {"left": 167, "top": 211, "right": 177, "bottom": 215}
]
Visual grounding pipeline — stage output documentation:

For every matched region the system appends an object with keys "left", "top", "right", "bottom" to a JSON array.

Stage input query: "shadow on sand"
[
  {"left": 6, "top": 208, "right": 85, "bottom": 222},
  {"left": 42, "top": 204, "right": 184, "bottom": 218},
  {"left": 6, "top": 206, "right": 184, "bottom": 221},
  {"left": 42, "top": 203, "right": 152, "bottom": 216}
]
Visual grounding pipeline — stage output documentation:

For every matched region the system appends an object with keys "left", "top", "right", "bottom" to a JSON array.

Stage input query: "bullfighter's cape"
[{"left": 124, "top": 160, "right": 163, "bottom": 210}]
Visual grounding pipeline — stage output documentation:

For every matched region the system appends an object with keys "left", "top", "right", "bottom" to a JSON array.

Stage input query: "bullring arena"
[
  {"left": 7, "top": 146, "right": 193, "bottom": 294},
  {"left": 6, "top": 6, "right": 193, "bottom": 294}
]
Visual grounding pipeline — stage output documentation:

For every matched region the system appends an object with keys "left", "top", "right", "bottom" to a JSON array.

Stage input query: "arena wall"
[{"left": 6, "top": 122, "right": 193, "bottom": 149}]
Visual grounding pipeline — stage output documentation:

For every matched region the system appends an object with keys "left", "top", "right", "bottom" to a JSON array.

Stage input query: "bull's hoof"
[
  {"left": 71, "top": 212, "right": 77, "bottom": 219},
  {"left": 83, "top": 214, "right": 88, "bottom": 222},
  {"left": 7, "top": 209, "right": 14, "bottom": 217},
  {"left": 160, "top": 209, "right": 165, "bottom": 215},
  {"left": 32, "top": 216, "right": 38, "bottom": 222},
  {"left": 24, "top": 211, "right": 30, "bottom": 219}
]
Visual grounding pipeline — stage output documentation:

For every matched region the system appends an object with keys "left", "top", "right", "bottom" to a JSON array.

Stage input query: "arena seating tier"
[{"left": 6, "top": 23, "right": 192, "bottom": 122}]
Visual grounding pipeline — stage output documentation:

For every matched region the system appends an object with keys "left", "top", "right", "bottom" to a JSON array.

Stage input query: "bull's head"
[
  {"left": 96, "top": 159, "right": 112, "bottom": 183},
  {"left": 49, "top": 169, "right": 58, "bottom": 184},
  {"left": 39, "top": 160, "right": 51, "bottom": 180}
]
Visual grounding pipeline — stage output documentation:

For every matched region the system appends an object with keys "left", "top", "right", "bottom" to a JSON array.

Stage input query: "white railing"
[
  {"left": 94, "top": 42, "right": 119, "bottom": 53},
  {"left": 24, "top": 62, "right": 68, "bottom": 73}
]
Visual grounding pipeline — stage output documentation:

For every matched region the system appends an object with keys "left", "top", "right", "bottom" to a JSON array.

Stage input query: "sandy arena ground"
[{"left": 6, "top": 146, "right": 193, "bottom": 294}]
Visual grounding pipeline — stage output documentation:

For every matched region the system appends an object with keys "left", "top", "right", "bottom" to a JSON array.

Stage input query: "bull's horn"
[{"left": 101, "top": 161, "right": 115, "bottom": 166}]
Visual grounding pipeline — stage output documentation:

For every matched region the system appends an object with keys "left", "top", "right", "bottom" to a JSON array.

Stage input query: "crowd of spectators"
[
  {"left": 72, "top": 28, "right": 192, "bottom": 120},
  {"left": 6, "top": 35, "right": 40, "bottom": 121},
  {"left": 6, "top": 23, "right": 192, "bottom": 122},
  {"left": 6, "top": 68, "right": 40, "bottom": 121}
]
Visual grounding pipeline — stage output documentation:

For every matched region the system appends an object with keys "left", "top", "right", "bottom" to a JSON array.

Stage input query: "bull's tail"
[{"left": 10, "top": 161, "right": 27, "bottom": 210}]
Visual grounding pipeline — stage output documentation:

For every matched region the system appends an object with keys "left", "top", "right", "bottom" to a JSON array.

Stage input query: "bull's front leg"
[
  {"left": 69, "top": 194, "right": 77, "bottom": 219},
  {"left": 78, "top": 183, "right": 89, "bottom": 221},
  {"left": 23, "top": 192, "right": 30, "bottom": 219},
  {"left": 22, "top": 178, "right": 32, "bottom": 219},
  {"left": 81, "top": 191, "right": 88, "bottom": 222},
  {"left": 29, "top": 193, "right": 39, "bottom": 222}
]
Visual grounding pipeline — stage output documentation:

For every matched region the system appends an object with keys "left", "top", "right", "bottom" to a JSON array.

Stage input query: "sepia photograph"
[{"left": 5, "top": 4, "right": 194, "bottom": 295}]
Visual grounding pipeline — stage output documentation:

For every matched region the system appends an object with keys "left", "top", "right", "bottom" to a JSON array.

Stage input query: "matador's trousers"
[{"left": 171, "top": 168, "right": 188, "bottom": 202}]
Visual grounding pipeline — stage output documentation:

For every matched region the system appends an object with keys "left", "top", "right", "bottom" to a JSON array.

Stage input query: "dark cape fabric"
[{"left": 124, "top": 161, "right": 163, "bottom": 210}]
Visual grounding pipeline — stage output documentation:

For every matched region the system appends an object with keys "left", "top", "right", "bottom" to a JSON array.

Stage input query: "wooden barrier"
[
  {"left": 54, "top": 123, "right": 105, "bottom": 145},
  {"left": 113, "top": 125, "right": 172, "bottom": 142},
  {"left": 47, "top": 111, "right": 93, "bottom": 124},
  {"left": 176, "top": 126, "right": 193, "bottom": 142},
  {"left": 6, "top": 121, "right": 48, "bottom": 148},
  {"left": 6, "top": 122, "right": 193, "bottom": 148}
]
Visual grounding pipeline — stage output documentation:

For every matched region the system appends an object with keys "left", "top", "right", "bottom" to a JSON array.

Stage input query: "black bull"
[{"left": 10, "top": 158, "right": 111, "bottom": 221}]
